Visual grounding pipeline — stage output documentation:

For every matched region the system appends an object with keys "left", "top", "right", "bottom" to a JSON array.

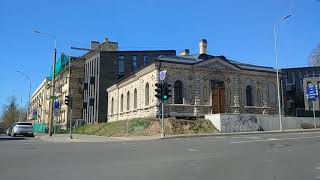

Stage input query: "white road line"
[
  {"left": 187, "top": 148, "right": 199, "bottom": 152},
  {"left": 231, "top": 135, "right": 320, "bottom": 144},
  {"left": 315, "top": 167, "right": 320, "bottom": 170},
  {"left": 273, "top": 144, "right": 285, "bottom": 147}
]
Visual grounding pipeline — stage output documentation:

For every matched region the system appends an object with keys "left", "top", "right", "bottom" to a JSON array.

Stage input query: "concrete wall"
[{"left": 205, "top": 113, "right": 320, "bottom": 133}]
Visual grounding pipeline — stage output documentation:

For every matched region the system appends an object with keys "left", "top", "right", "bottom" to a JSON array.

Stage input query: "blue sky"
[{"left": 0, "top": 0, "right": 319, "bottom": 110}]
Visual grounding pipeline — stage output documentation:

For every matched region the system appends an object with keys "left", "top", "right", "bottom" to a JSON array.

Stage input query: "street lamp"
[
  {"left": 273, "top": 14, "right": 291, "bottom": 132},
  {"left": 16, "top": 70, "right": 32, "bottom": 122},
  {"left": 33, "top": 29, "right": 57, "bottom": 136}
]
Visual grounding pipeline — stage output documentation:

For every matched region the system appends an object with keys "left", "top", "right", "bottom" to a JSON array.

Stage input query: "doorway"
[{"left": 211, "top": 80, "right": 225, "bottom": 113}]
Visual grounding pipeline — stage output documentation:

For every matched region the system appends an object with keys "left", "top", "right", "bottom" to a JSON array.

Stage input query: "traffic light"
[
  {"left": 65, "top": 95, "right": 70, "bottom": 106},
  {"left": 155, "top": 83, "right": 163, "bottom": 100},
  {"left": 163, "top": 83, "right": 172, "bottom": 101}
]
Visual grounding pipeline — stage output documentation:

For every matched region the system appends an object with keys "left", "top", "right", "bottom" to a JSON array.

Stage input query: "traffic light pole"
[
  {"left": 69, "top": 101, "right": 73, "bottom": 139},
  {"left": 161, "top": 80, "right": 165, "bottom": 138},
  {"left": 313, "top": 100, "right": 316, "bottom": 128}
]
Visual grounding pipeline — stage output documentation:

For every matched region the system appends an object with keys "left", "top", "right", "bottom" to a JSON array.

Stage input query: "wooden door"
[{"left": 212, "top": 87, "right": 225, "bottom": 113}]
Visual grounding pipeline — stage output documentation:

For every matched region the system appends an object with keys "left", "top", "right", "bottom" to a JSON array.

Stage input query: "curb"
[
  {"left": 161, "top": 128, "right": 320, "bottom": 140},
  {"left": 34, "top": 129, "right": 320, "bottom": 142}
]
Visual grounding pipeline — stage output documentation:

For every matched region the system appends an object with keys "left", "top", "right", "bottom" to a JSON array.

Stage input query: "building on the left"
[
  {"left": 30, "top": 77, "right": 51, "bottom": 132},
  {"left": 30, "top": 53, "right": 85, "bottom": 131}
]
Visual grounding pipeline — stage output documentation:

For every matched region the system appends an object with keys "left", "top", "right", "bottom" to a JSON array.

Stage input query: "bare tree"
[
  {"left": 0, "top": 96, "right": 20, "bottom": 128},
  {"left": 309, "top": 44, "right": 320, "bottom": 66}
]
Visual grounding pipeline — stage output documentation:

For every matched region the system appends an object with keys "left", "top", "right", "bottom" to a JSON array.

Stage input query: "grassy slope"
[{"left": 75, "top": 118, "right": 218, "bottom": 137}]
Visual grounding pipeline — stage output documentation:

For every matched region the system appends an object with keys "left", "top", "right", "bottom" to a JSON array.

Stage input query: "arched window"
[
  {"left": 246, "top": 85, "right": 254, "bottom": 106},
  {"left": 127, "top": 91, "right": 130, "bottom": 111},
  {"left": 111, "top": 97, "right": 114, "bottom": 114},
  {"left": 134, "top": 88, "right": 137, "bottom": 109},
  {"left": 174, "top": 80, "right": 183, "bottom": 104},
  {"left": 145, "top": 83, "right": 149, "bottom": 106},
  {"left": 120, "top": 94, "right": 124, "bottom": 112}
]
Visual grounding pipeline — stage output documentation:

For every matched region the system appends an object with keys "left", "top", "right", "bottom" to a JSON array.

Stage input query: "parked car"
[
  {"left": 6, "top": 125, "right": 14, "bottom": 136},
  {"left": 10, "top": 122, "right": 34, "bottom": 137}
]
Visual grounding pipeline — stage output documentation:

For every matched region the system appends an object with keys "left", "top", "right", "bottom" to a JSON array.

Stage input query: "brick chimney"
[
  {"left": 90, "top": 41, "right": 99, "bottom": 50},
  {"left": 199, "top": 39, "right": 207, "bottom": 54}
]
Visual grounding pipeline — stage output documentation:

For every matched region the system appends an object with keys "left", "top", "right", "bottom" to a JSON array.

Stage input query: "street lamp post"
[
  {"left": 33, "top": 30, "right": 57, "bottom": 136},
  {"left": 273, "top": 14, "right": 291, "bottom": 132},
  {"left": 16, "top": 70, "right": 32, "bottom": 122}
]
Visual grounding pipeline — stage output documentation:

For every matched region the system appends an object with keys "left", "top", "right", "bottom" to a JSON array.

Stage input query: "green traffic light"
[{"left": 163, "top": 95, "right": 168, "bottom": 100}]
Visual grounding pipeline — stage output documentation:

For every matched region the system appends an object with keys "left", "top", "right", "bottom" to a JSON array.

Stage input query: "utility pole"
[
  {"left": 33, "top": 30, "right": 57, "bottom": 136},
  {"left": 49, "top": 48, "right": 57, "bottom": 136},
  {"left": 273, "top": 14, "right": 291, "bottom": 132}
]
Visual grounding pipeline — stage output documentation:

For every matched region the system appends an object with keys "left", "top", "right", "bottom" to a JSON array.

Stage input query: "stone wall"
[
  {"left": 205, "top": 113, "right": 320, "bottom": 133},
  {"left": 107, "top": 64, "right": 159, "bottom": 121}
]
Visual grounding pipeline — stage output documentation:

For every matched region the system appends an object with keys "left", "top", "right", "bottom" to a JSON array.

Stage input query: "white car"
[{"left": 11, "top": 122, "right": 34, "bottom": 137}]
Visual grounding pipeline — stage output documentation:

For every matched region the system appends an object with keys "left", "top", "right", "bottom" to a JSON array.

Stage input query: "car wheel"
[{"left": 11, "top": 132, "right": 16, "bottom": 137}]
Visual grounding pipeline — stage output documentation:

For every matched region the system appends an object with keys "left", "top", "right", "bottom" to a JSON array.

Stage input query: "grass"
[{"left": 74, "top": 118, "right": 218, "bottom": 137}]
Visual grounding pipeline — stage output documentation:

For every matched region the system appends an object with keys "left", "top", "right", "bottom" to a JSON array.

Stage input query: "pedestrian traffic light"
[
  {"left": 65, "top": 95, "right": 70, "bottom": 106},
  {"left": 155, "top": 83, "right": 163, "bottom": 100},
  {"left": 163, "top": 83, "right": 172, "bottom": 101}
]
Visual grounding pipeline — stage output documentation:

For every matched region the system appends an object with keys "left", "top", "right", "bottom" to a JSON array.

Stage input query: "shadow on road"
[{"left": 0, "top": 136, "right": 27, "bottom": 141}]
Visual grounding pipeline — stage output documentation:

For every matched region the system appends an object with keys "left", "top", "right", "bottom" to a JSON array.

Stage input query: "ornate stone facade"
[{"left": 107, "top": 54, "right": 278, "bottom": 122}]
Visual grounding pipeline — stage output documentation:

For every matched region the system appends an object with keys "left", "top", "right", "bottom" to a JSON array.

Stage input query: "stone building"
[
  {"left": 107, "top": 39, "right": 279, "bottom": 122},
  {"left": 53, "top": 54, "right": 85, "bottom": 129},
  {"left": 82, "top": 38, "right": 176, "bottom": 124},
  {"left": 30, "top": 77, "right": 51, "bottom": 124}
]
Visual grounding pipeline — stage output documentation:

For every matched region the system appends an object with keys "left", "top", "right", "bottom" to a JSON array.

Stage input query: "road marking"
[
  {"left": 315, "top": 167, "right": 320, "bottom": 170},
  {"left": 246, "top": 136, "right": 260, "bottom": 139},
  {"left": 215, "top": 137, "right": 225, "bottom": 139},
  {"left": 231, "top": 135, "right": 320, "bottom": 144},
  {"left": 273, "top": 144, "right": 285, "bottom": 147},
  {"left": 187, "top": 148, "right": 199, "bottom": 152},
  {"left": 315, "top": 177, "right": 320, "bottom": 179}
]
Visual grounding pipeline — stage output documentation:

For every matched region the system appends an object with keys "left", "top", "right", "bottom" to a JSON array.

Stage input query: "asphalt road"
[{"left": 1, "top": 132, "right": 320, "bottom": 180}]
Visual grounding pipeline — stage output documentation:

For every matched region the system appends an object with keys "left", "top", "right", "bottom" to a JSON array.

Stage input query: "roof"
[
  {"left": 281, "top": 66, "right": 320, "bottom": 71},
  {"left": 107, "top": 53, "right": 277, "bottom": 90},
  {"left": 155, "top": 53, "right": 276, "bottom": 72}
]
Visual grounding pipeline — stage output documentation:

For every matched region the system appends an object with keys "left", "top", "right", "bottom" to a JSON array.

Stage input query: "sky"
[{"left": 0, "top": 0, "right": 319, "bottom": 112}]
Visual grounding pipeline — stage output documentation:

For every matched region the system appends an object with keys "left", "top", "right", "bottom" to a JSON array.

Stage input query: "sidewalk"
[
  {"left": 35, "top": 128, "right": 320, "bottom": 143},
  {"left": 35, "top": 134, "right": 161, "bottom": 143},
  {"left": 163, "top": 128, "right": 320, "bottom": 139}
]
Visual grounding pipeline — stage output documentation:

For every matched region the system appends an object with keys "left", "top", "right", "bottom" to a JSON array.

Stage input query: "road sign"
[
  {"left": 159, "top": 70, "right": 167, "bottom": 81},
  {"left": 54, "top": 101, "right": 60, "bottom": 109},
  {"left": 306, "top": 85, "right": 318, "bottom": 101}
]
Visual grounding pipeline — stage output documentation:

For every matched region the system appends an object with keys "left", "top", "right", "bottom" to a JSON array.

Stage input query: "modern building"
[
  {"left": 107, "top": 39, "right": 279, "bottom": 121},
  {"left": 30, "top": 77, "right": 51, "bottom": 124},
  {"left": 303, "top": 77, "right": 320, "bottom": 111},
  {"left": 281, "top": 66, "right": 320, "bottom": 116},
  {"left": 82, "top": 38, "right": 176, "bottom": 124},
  {"left": 53, "top": 54, "right": 85, "bottom": 129}
]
